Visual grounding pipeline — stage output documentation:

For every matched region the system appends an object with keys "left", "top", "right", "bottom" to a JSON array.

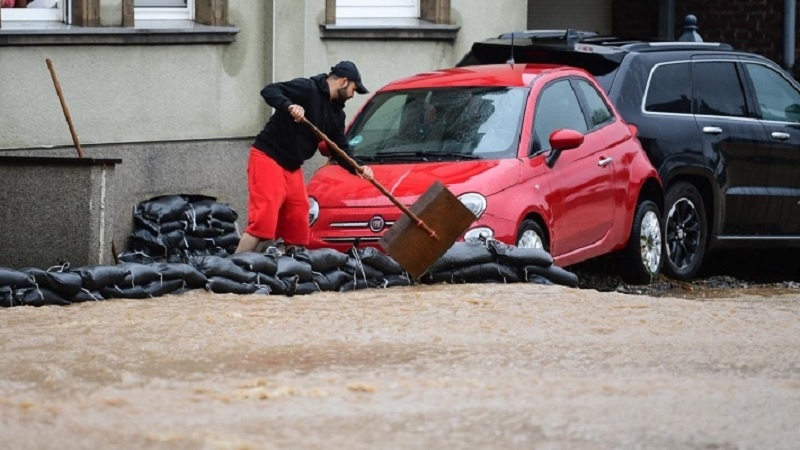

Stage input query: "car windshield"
[{"left": 346, "top": 87, "right": 527, "bottom": 162}]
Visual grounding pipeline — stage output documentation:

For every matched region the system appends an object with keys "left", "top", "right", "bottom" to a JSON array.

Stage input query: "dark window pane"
[
  {"left": 744, "top": 63, "right": 800, "bottom": 123},
  {"left": 693, "top": 62, "right": 747, "bottom": 117},
  {"left": 575, "top": 79, "right": 613, "bottom": 128},
  {"left": 534, "top": 80, "right": 588, "bottom": 151},
  {"left": 645, "top": 63, "right": 691, "bottom": 114}
]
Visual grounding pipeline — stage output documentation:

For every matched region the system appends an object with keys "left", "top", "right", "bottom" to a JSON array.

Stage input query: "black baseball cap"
[{"left": 330, "top": 61, "right": 369, "bottom": 94}]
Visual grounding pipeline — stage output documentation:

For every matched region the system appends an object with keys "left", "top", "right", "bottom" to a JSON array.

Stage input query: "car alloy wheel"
[
  {"left": 621, "top": 200, "right": 663, "bottom": 284},
  {"left": 663, "top": 182, "right": 707, "bottom": 280},
  {"left": 516, "top": 219, "right": 547, "bottom": 251},
  {"left": 639, "top": 208, "right": 662, "bottom": 276}
]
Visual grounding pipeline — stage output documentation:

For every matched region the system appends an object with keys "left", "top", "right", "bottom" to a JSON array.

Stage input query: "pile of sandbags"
[
  {"left": 123, "top": 194, "right": 240, "bottom": 263},
  {"left": 1, "top": 239, "right": 579, "bottom": 307}
]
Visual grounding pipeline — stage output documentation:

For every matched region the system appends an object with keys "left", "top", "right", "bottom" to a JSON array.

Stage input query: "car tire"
[
  {"left": 620, "top": 200, "right": 663, "bottom": 284},
  {"left": 662, "top": 182, "right": 708, "bottom": 280},
  {"left": 516, "top": 220, "right": 548, "bottom": 252}
]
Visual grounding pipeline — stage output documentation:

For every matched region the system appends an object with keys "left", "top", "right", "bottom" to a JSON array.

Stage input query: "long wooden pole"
[
  {"left": 46, "top": 58, "right": 85, "bottom": 158},
  {"left": 300, "top": 117, "right": 439, "bottom": 240}
]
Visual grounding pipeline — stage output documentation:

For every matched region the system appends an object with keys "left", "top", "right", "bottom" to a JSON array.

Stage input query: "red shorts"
[{"left": 244, "top": 147, "right": 310, "bottom": 246}]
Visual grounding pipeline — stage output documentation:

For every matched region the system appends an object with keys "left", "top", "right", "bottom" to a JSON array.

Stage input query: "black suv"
[{"left": 458, "top": 30, "right": 800, "bottom": 280}]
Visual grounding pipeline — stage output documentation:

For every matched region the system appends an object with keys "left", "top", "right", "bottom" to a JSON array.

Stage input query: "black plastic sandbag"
[
  {"left": 117, "top": 263, "right": 163, "bottom": 287},
  {"left": 257, "top": 274, "right": 297, "bottom": 296},
  {"left": 0, "top": 267, "right": 36, "bottom": 289},
  {"left": 75, "top": 265, "right": 131, "bottom": 291},
  {"left": 276, "top": 256, "right": 313, "bottom": 282},
  {"left": 312, "top": 270, "right": 351, "bottom": 291},
  {"left": 487, "top": 239, "right": 554, "bottom": 267},
  {"left": 427, "top": 240, "right": 495, "bottom": 273},
  {"left": 14, "top": 287, "right": 71, "bottom": 307},
  {"left": 351, "top": 247, "right": 403, "bottom": 275},
  {"left": 295, "top": 281, "right": 320, "bottom": 295},
  {"left": 134, "top": 195, "right": 189, "bottom": 225},
  {"left": 22, "top": 268, "right": 83, "bottom": 297},
  {"left": 342, "top": 259, "right": 385, "bottom": 280},
  {"left": 69, "top": 289, "right": 104, "bottom": 303},
  {"left": 338, "top": 278, "right": 382, "bottom": 292},
  {"left": 210, "top": 234, "right": 240, "bottom": 251},
  {"left": 191, "top": 256, "right": 257, "bottom": 283},
  {"left": 205, "top": 276, "right": 263, "bottom": 294},
  {"left": 149, "top": 262, "right": 208, "bottom": 288},
  {"left": 384, "top": 273, "right": 414, "bottom": 288},
  {"left": 100, "top": 279, "right": 184, "bottom": 299},
  {"left": 292, "top": 248, "right": 350, "bottom": 273},
  {"left": 1, "top": 286, "right": 13, "bottom": 307},
  {"left": 424, "top": 262, "right": 521, "bottom": 284},
  {"left": 229, "top": 252, "right": 278, "bottom": 275},
  {"left": 523, "top": 264, "right": 579, "bottom": 288}
]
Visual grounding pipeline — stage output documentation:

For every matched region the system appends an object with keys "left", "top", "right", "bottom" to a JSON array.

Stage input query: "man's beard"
[{"left": 335, "top": 87, "right": 349, "bottom": 107}]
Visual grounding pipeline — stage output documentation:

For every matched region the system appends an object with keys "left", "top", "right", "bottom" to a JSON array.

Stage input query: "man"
[{"left": 235, "top": 61, "right": 374, "bottom": 254}]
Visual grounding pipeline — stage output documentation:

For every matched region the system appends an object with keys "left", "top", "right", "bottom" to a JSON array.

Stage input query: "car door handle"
[
  {"left": 771, "top": 131, "right": 791, "bottom": 141},
  {"left": 598, "top": 157, "right": 613, "bottom": 167},
  {"left": 703, "top": 126, "right": 723, "bottom": 135}
]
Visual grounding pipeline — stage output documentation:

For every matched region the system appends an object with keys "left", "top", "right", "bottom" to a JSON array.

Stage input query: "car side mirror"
[{"left": 545, "top": 129, "right": 585, "bottom": 168}]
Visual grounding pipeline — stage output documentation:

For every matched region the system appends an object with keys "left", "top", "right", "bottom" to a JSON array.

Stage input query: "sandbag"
[
  {"left": 487, "top": 240, "right": 553, "bottom": 267},
  {"left": 295, "top": 281, "right": 321, "bottom": 295},
  {"left": 0, "top": 286, "right": 14, "bottom": 307},
  {"left": 23, "top": 268, "right": 83, "bottom": 297},
  {"left": 229, "top": 252, "right": 278, "bottom": 275},
  {"left": 257, "top": 274, "right": 297, "bottom": 296},
  {"left": 210, "top": 234, "right": 240, "bottom": 250},
  {"left": 293, "top": 248, "right": 350, "bottom": 273},
  {"left": 342, "top": 259, "right": 384, "bottom": 280},
  {"left": 134, "top": 195, "right": 189, "bottom": 224},
  {"left": 384, "top": 273, "right": 414, "bottom": 288},
  {"left": 69, "top": 289, "right": 104, "bottom": 303},
  {"left": 312, "top": 270, "right": 351, "bottom": 291},
  {"left": 0, "top": 267, "right": 36, "bottom": 289},
  {"left": 14, "top": 287, "right": 71, "bottom": 307},
  {"left": 427, "top": 240, "right": 495, "bottom": 273},
  {"left": 117, "top": 263, "right": 163, "bottom": 287},
  {"left": 351, "top": 247, "right": 403, "bottom": 275},
  {"left": 205, "top": 276, "right": 262, "bottom": 295},
  {"left": 276, "top": 256, "right": 313, "bottom": 282},
  {"left": 524, "top": 264, "right": 579, "bottom": 288},
  {"left": 75, "top": 265, "right": 131, "bottom": 291},
  {"left": 149, "top": 262, "right": 208, "bottom": 288},
  {"left": 191, "top": 256, "right": 257, "bottom": 283},
  {"left": 338, "top": 278, "right": 382, "bottom": 292}
]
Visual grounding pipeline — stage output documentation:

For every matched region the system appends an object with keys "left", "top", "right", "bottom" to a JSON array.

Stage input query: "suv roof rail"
[
  {"left": 620, "top": 41, "right": 735, "bottom": 52},
  {"left": 497, "top": 29, "right": 598, "bottom": 40}
]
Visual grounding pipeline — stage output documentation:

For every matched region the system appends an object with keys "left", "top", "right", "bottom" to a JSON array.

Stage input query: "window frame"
[
  {"left": 0, "top": 1, "right": 65, "bottom": 22},
  {"left": 321, "top": 0, "right": 458, "bottom": 41}
]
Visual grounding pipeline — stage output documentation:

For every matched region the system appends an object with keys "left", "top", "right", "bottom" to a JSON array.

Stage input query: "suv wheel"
[
  {"left": 621, "top": 200, "right": 663, "bottom": 284},
  {"left": 517, "top": 220, "right": 548, "bottom": 251},
  {"left": 663, "top": 182, "right": 708, "bottom": 280}
]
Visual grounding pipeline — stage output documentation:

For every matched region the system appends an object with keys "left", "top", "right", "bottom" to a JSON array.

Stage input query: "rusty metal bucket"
[{"left": 302, "top": 118, "right": 476, "bottom": 279}]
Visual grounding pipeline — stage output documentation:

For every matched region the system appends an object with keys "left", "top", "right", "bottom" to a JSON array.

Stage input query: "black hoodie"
[{"left": 253, "top": 73, "right": 357, "bottom": 174}]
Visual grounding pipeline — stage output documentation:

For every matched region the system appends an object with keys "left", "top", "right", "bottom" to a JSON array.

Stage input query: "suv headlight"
[
  {"left": 458, "top": 193, "right": 487, "bottom": 218},
  {"left": 308, "top": 197, "right": 319, "bottom": 226}
]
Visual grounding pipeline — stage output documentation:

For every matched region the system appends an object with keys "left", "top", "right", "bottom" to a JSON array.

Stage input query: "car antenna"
[{"left": 506, "top": 31, "right": 516, "bottom": 64}]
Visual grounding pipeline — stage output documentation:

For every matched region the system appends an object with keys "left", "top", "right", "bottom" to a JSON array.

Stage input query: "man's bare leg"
[{"left": 235, "top": 232, "right": 263, "bottom": 253}]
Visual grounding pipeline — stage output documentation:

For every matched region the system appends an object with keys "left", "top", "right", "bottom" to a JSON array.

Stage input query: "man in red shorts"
[{"left": 235, "top": 61, "right": 374, "bottom": 254}]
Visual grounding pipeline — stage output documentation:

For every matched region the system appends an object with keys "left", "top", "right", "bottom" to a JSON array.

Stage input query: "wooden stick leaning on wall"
[{"left": 46, "top": 58, "right": 85, "bottom": 158}]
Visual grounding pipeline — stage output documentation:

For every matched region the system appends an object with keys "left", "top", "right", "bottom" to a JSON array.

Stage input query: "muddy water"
[{"left": 1, "top": 284, "right": 799, "bottom": 449}]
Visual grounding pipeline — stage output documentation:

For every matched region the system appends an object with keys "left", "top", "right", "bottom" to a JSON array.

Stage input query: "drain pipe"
[{"left": 785, "top": 0, "right": 796, "bottom": 74}]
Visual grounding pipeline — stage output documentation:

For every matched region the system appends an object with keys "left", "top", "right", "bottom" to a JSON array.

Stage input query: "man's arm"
[{"left": 260, "top": 77, "right": 311, "bottom": 112}]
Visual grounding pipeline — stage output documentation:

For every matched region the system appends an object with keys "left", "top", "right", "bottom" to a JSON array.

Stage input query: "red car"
[{"left": 307, "top": 64, "right": 664, "bottom": 283}]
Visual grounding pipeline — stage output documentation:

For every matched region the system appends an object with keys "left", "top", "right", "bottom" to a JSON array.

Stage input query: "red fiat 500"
[{"left": 307, "top": 64, "right": 664, "bottom": 283}]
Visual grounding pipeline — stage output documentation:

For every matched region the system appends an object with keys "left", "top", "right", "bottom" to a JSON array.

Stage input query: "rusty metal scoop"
[{"left": 301, "top": 117, "right": 476, "bottom": 279}]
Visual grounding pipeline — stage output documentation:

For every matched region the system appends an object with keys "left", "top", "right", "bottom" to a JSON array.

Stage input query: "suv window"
[
  {"left": 645, "top": 62, "right": 692, "bottom": 114},
  {"left": 693, "top": 61, "right": 747, "bottom": 117},
  {"left": 574, "top": 79, "right": 614, "bottom": 128},
  {"left": 744, "top": 62, "right": 800, "bottom": 123},
  {"left": 534, "top": 80, "right": 588, "bottom": 151}
]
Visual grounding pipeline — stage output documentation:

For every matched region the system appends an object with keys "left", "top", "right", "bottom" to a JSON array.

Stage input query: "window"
[
  {"left": 692, "top": 61, "right": 747, "bottom": 118},
  {"left": 534, "top": 80, "right": 588, "bottom": 151},
  {"left": 135, "top": 0, "right": 192, "bottom": 21},
  {"left": 645, "top": 62, "right": 692, "bottom": 114},
  {"left": 322, "top": 0, "right": 458, "bottom": 40},
  {"left": 744, "top": 62, "right": 800, "bottom": 123},
  {"left": 574, "top": 79, "right": 613, "bottom": 128},
  {"left": 0, "top": 0, "right": 64, "bottom": 22}
]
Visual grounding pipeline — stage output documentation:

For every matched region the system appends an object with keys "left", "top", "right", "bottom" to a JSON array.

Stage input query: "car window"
[
  {"left": 574, "top": 79, "right": 614, "bottom": 128},
  {"left": 744, "top": 62, "right": 800, "bottom": 123},
  {"left": 645, "top": 62, "right": 692, "bottom": 114},
  {"left": 692, "top": 61, "right": 747, "bottom": 117},
  {"left": 533, "top": 80, "right": 588, "bottom": 151}
]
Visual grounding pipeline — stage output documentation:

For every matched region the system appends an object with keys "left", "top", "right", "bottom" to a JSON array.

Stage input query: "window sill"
[
  {"left": 320, "top": 18, "right": 459, "bottom": 41},
  {"left": 0, "top": 20, "right": 239, "bottom": 45}
]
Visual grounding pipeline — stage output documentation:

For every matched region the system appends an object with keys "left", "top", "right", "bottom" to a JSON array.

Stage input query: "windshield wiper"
[
  {"left": 372, "top": 151, "right": 431, "bottom": 161},
  {"left": 427, "top": 152, "right": 482, "bottom": 160}
]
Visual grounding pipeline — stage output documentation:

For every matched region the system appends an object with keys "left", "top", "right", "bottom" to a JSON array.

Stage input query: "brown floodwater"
[{"left": 1, "top": 282, "right": 799, "bottom": 449}]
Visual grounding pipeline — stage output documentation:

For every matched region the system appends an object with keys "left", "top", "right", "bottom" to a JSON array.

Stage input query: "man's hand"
[
  {"left": 288, "top": 104, "right": 305, "bottom": 122},
  {"left": 360, "top": 166, "right": 374, "bottom": 181}
]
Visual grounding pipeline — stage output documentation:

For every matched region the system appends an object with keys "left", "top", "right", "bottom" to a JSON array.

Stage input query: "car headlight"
[
  {"left": 464, "top": 227, "right": 494, "bottom": 241},
  {"left": 308, "top": 197, "right": 319, "bottom": 226},
  {"left": 458, "top": 192, "right": 487, "bottom": 218}
]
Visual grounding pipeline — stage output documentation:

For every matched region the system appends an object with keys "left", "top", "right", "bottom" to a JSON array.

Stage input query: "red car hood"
[{"left": 308, "top": 159, "right": 522, "bottom": 208}]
